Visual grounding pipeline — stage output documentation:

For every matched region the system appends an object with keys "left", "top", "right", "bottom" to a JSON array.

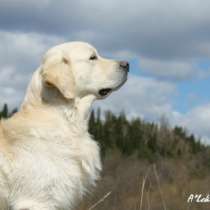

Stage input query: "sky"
[{"left": 1, "top": 0, "right": 210, "bottom": 143}]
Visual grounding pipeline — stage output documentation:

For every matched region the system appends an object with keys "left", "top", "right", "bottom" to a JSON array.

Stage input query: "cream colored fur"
[{"left": 0, "top": 42, "right": 127, "bottom": 210}]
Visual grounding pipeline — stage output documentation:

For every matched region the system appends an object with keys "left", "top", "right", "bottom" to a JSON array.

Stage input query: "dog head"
[{"left": 41, "top": 42, "right": 129, "bottom": 101}]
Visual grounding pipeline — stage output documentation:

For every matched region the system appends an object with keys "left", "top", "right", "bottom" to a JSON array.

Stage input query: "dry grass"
[
  {"left": 78, "top": 152, "right": 210, "bottom": 210},
  {"left": 88, "top": 192, "right": 112, "bottom": 210}
]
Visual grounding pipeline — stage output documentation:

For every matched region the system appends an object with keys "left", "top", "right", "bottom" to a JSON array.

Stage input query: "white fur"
[{"left": 0, "top": 42, "right": 127, "bottom": 210}]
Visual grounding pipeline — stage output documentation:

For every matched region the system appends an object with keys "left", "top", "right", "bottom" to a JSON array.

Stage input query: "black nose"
[{"left": 119, "top": 61, "right": 129, "bottom": 72}]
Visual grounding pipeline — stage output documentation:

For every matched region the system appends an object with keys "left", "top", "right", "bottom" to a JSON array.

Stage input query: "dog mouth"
[
  {"left": 98, "top": 75, "right": 128, "bottom": 98},
  {"left": 98, "top": 88, "right": 112, "bottom": 97},
  {"left": 98, "top": 77, "right": 128, "bottom": 97}
]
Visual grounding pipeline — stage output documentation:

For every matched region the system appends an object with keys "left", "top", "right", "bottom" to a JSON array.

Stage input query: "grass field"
[{"left": 78, "top": 150, "right": 210, "bottom": 210}]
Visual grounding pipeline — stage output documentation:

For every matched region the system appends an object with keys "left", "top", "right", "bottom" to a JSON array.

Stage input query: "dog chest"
[{"left": 9, "top": 138, "right": 101, "bottom": 208}]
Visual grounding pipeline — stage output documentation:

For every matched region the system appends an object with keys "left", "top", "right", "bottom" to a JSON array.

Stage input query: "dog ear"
[{"left": 41, "top": 50, "right": 76, "bottom": 100}]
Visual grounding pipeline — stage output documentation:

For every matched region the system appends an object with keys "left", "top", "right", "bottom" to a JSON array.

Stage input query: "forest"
[{"left": 1, "top": 104, "right": 210, "bottom": 210}]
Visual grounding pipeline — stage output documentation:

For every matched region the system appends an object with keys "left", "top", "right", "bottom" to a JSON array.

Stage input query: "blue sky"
[
  {"left": 1, "top": 0, "right": 210, "bottom": 143},
  {"left": 128, "top": 58, "right": 210, "bottom": 113},
  {"left": 139, "top": 59, "right": 210, "bottom": 113}
]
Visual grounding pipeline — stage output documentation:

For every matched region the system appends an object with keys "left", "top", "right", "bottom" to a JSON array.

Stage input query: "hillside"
[{"left": 79, "top": 109, "right": 210, "bottom": 210}]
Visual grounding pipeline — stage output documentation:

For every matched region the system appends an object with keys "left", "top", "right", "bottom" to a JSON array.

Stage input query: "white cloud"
[
  {"left": 140, "top": 57, "right": 196, "bottom": 80},
  {"left": 174, "top": 104, "right": 210, "bottom": 144},
  {"left": 0, "top": 30, "right": 63, "bottom": 68},
  {"left": 0, "top": 30, "right": 64, "bottom": 108}
]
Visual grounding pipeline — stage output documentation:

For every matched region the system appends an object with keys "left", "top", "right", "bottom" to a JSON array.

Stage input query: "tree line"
[{"left": 89, "top": 109, "right": 206, "bottom": 161}]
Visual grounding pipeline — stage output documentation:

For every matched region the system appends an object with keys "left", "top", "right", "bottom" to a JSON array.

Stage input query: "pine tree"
[{"left": 1, "top": 104, "right": 8, "bottom": 118}]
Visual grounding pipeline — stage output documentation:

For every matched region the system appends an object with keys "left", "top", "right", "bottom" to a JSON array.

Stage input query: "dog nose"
[{"left": 119, "top": 61, "right": 129, "bottom": 72}]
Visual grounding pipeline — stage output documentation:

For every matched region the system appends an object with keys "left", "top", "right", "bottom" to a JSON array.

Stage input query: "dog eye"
[{"left": 89, "top": 55, "right": 97, "bottom": 60}]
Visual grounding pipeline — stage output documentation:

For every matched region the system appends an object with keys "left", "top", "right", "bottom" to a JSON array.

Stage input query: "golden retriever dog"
[{"left": 0, "top": 42, "right": 129, "bottom": 210}]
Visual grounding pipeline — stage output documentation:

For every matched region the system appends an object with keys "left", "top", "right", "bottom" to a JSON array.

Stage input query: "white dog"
[{"left": 0, "top": 42, "right": 129, "bottom": 210}]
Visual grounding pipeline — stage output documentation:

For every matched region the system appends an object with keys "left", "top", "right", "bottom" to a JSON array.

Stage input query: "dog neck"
[{"left": 20, "top": 68, "right": 96, "bottom": 130}]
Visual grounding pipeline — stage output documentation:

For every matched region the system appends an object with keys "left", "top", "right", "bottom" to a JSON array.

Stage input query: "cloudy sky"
[{"left": 1, "top": 0, "right": 210, "bottom": 143}]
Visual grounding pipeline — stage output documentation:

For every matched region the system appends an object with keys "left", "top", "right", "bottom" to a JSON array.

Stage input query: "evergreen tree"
[{"left": 1, "top": 104, "right": 8, "bottom": 118}]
